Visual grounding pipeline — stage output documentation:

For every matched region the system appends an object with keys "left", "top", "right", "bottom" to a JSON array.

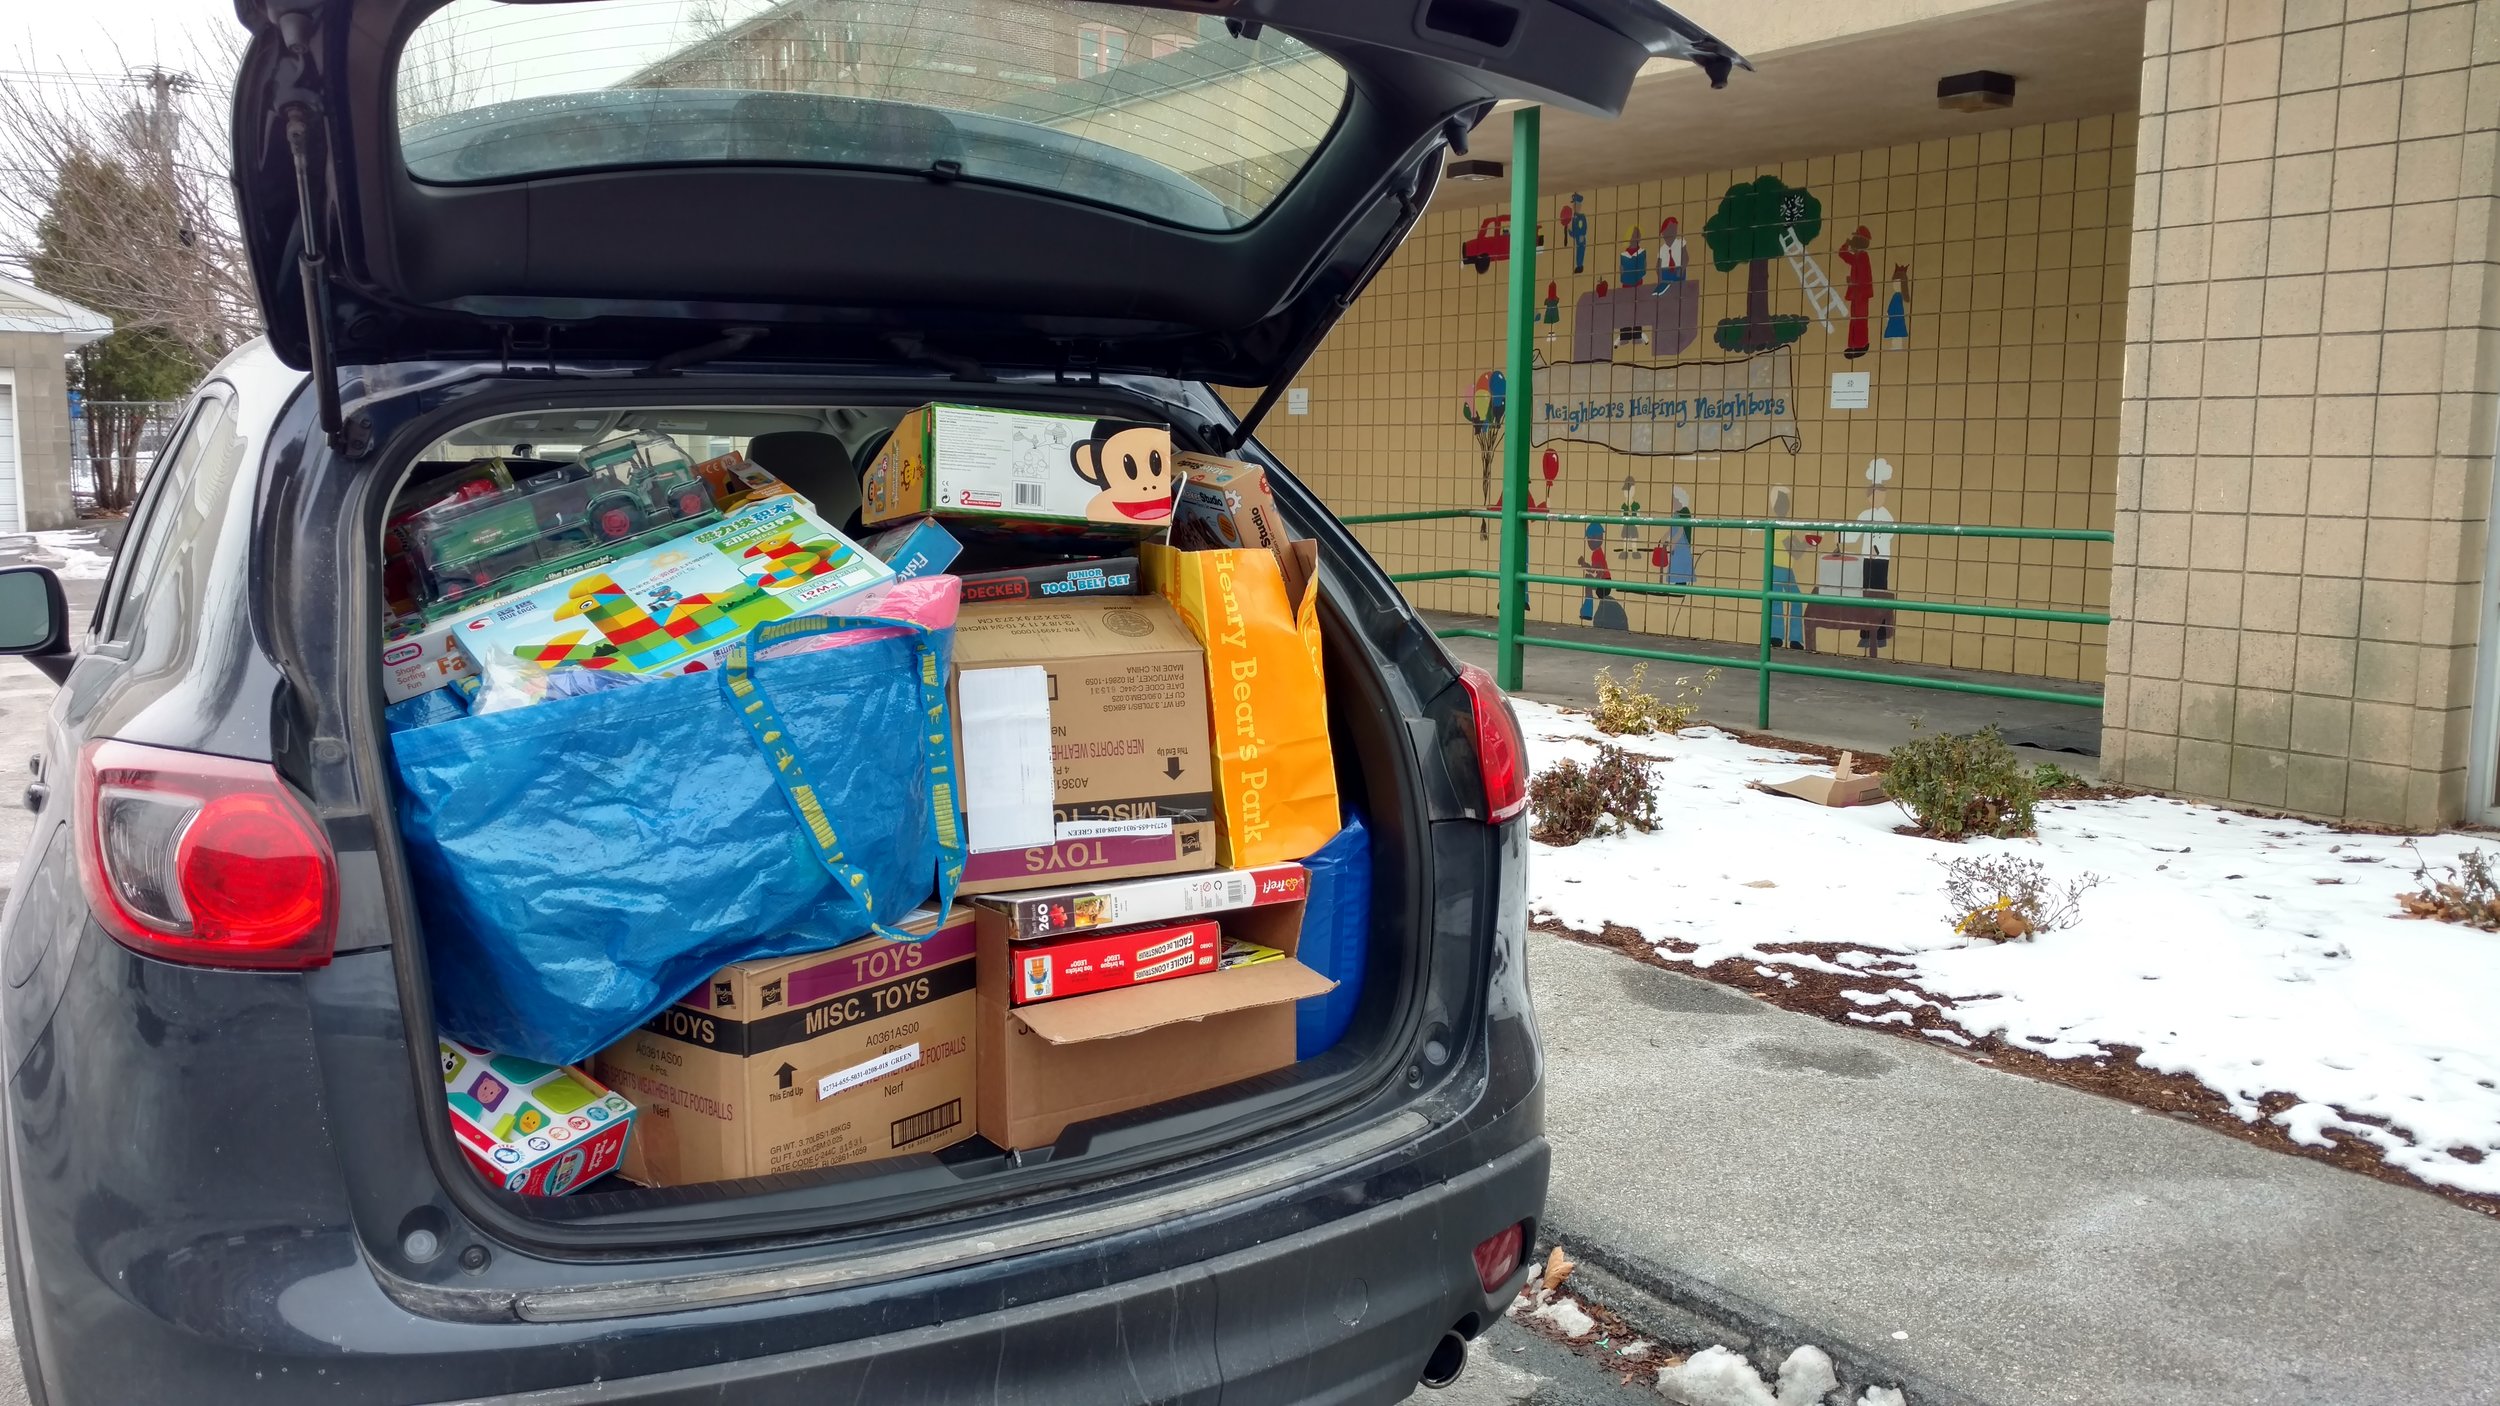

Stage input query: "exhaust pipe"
[{"left": 1419, "top": 1331, "right": 1468, "bottom": 1389}]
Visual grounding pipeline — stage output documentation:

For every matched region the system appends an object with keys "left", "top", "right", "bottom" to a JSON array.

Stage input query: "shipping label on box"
[
  {"left": 1168, "top": 454, "right": 1290, "bottom": 554},
  {"left": 594, "top": 908, "right": 976, "bottom": 1186},
  {"left": 982, "top": 863, "right": 1310, "bottom": 941},
  {"left": 1013, "top": 918, "right": 1220, "bottom": 1004},
  {"left": 860, "top": 517, "right": 963, "bottom": 581},
  {"left": 863, "top": 404, "right": 1175, "bottom": 533},
  {"left": 447, "top": 496, "right": 892, "bottom": 691},
  {"left": 441, "top": 1040, "right": 635, "bottom": 1196},
  {"left": 950, "top": 598, "right": 1216, "bottom": 895},
  {"left": 380, "top": 625, "right": 474, "bottom": 704}
]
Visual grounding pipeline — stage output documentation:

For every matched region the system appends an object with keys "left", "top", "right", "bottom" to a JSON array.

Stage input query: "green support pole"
[
  {"left": 1757, "top": 524, "right": 1775, "bottom": 729},
  {"left": 1494, "top": 105, "right": 1539, "bottom": 692}
]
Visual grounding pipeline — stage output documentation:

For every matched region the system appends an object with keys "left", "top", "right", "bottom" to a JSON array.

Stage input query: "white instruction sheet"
[{"left": 959, "top": 665, "right": 1056, "bottom": 852}]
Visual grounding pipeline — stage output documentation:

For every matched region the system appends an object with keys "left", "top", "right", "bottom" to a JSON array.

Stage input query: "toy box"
[
  {"left": 861, "top": 517, "right": 963, "bottom": 581},
  {"left": 1011, "top": 918, "right": 1221, "bottom": 1005},
  {"left": 384, "top": 457, "right": 516, "bottom": 617},
  {"left": 981, "top": 863, "right": 1309, "bottom": 941},
  {"left": 406, "top": 432, "right": 720, "bottom": 620},
  {"left": 958, "top": 555, "right": 1140, "bottom": 604},
  {"left": 447, "top": 495, "right": 892, "bottom": 705},
  {"left": 693, "top": 450, "right": 796, "bottom": 512},
  {"left": 1169, "top": 453, "right": 1290, "bottom": 555},
  {"left": 862, "top": 404, "right": 1176, "bottom": 534},
  {"left": 440, "top": 1040, "right": 636, "bottom": 1196},
  {"left": 380, "top": 624, "right": 474, "bottom": 704},
  {"left": 594, "top": 907, "right": 976, "bottom": 1185}
]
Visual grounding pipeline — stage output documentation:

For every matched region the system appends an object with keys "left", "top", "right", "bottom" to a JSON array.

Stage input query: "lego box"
[
  {"left": 862, "top": 404, "right": 1176, "bottom": 534},
  {"left": 440, "top": 1040, "right": 636, "bottom": 1196},
  {"left": 1011, "top": 918, "right": 1220, "bottom": 1005},
  {"left": 446, "top": 495, "right": 891, "bottom": 705},
  {"left": 594, "top": 907, "right": 976, "bottom": 1186}
]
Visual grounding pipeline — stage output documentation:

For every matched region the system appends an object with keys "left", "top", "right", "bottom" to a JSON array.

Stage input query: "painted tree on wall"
[{"left": 1703, "top": 176, "right": 1822, "bottom": 352}]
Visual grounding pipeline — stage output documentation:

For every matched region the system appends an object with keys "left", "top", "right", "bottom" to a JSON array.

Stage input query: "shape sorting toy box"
[
  {"left": 446, "top": 496, "right": 892, "bottom": 695},
  {"left": 441, "top": 1040, "right": 636, "bottom": 1196}
]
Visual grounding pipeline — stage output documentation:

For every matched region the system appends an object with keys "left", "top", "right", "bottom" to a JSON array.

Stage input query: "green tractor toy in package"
[{"left": 406, "top": 432, "right": 720, "bottom": 618}]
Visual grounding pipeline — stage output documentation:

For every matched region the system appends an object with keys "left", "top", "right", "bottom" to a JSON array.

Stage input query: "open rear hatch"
[{"left": 241, "top": 0, "right": 1742, "bottom": 1252}]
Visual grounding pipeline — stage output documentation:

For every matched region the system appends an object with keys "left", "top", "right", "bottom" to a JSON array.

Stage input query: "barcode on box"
[
  {"left": 1013, "top": 482, "right": 1044, "bottom": 507},
  {"left": 891, "top": 1098, "right": 963, "bottom": 1150}
]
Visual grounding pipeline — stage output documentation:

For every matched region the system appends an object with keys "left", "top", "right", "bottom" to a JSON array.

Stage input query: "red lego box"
[{"left": 1012, "top": 918, "right": 1220, "bottom": 1005}]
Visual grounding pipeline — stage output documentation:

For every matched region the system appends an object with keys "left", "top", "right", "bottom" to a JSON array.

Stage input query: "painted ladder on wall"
[{"left": 1780, "top": 228, "right": 1846, "bottom": 331}]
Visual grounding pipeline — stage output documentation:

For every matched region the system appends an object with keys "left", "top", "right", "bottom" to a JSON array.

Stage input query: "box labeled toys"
[
  {"left": 860, "top": 517, "right": 964, "bottom": 581},
  {"left": 976, "top": 864, "right": 1329, "bottom": 1149},
  {"left": 958, "top": 555, "right": 1141, "bottom": 604},
  {"left": 447, "top": 495, "right": 891, "bottom": 704},
  {"left": 862, "top": 404, "right": 1176, "bottom": 534},
  {"left": 594, "top": 907, "right": 976, "bottom": 1186},
  {"left": 1012, "top": 918, "right": 1220, "bottom": 1005},
  {"left": 1169, "top": 453, "right": 1289, "bottom": 554},
  {"left": 441, "top": 1040, "right": 636, "bottom": 1196},
  {"left": 950, "top": 597, "right": 1216, "bottom": 895}
]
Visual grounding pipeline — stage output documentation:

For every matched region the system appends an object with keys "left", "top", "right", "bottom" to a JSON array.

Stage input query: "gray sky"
[{"left": 5, "top": 0, "right": 240, "bottom": 80}]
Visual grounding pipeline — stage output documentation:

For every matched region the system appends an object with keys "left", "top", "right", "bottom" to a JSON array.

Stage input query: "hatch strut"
[{"left": 282, "top": 107, "right": 346, "bottom": 450}]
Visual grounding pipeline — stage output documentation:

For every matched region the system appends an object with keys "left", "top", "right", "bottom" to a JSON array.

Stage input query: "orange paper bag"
[{"left": 1143, "top": 539, "right": 1340, "bottom": 866}]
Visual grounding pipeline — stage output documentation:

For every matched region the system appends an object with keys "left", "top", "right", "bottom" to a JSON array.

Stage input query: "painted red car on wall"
[{"left": 1460, "top": 214, "right": 1544, "bottom": 273}]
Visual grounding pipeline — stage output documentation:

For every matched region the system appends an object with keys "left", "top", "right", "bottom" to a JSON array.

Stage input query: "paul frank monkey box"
[{"left": 861, "top": 403, "right": 1177, "bottom": 537}]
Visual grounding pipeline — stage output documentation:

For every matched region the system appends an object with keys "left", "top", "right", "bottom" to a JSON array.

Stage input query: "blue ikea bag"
[
  {"left": 1295, "top": 816, "right": 1372, "bottom": 1059},
  {"left": 391, "top": 614, "right": 964, "bottom": 1066}
]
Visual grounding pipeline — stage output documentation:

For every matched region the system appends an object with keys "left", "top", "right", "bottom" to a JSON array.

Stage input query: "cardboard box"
[
  {"left": 1169, "top": 454, "right": 1289, "bottom": 554},
  {"left": 693, "top": 450, "right": 798, "bottom": 512},
  {"left": 976, "top": 883, "right": 1330, "bottom": 1149},
  {"left": 446, "top": 495, "right": 891, "bottom": 703},
  {"left": 593, "top": 908, "right": 976, "bottom": 1186},
  {"left": 1764, "top": 752, "right": 1887, "bottom": 807},
  {"left": 380, "top": 624, "right": 475, "bottom": 704},
  {"left": 860, "top": 517, "right": 963, "bottom": 581},
  {"left": 984, "top": 863, "right": 1309, "bottom": 941},
  {"left": 440, "top": 1041, "right": 636, "bottom": 1196},
  {"left": 958, "top": 555, "right": 1141, "bottom": 604},
  {"left": 951, "top": 597, "right": 1216, "bottom": 895},
  {"left": 1012, "top": 918, "right": 1220, "bottom": 1005},
  {"left": 861, "top": 404, "right": 1175, "bottom": 534}
]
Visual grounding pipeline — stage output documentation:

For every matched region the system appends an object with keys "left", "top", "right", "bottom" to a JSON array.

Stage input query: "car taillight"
[
  {"left": 75, "top": 740, "right": 337, "bottom": 970},
  {"left": 1457, "top": 664, "right": 1529, "bottom": 824},
  {"left": 1473, "top": 1222, "right": 1526, "bottom": 1294}
]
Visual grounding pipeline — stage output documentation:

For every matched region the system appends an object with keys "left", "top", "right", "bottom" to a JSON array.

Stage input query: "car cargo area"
[{"left": 373, "top": 397, "right": 1428, "bottom": 1222}]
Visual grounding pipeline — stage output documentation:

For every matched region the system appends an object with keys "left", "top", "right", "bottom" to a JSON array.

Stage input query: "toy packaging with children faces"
[
  {"left": 446, "top": 495, "right": 892, "bottom": 712},
  {"left": 440, "top": 1039, "right": 636, "bottom": 1195}
]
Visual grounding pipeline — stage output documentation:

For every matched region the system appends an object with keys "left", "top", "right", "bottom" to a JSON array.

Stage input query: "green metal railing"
[{"left": 1342, "top": 507, "right": 2111, "bottom": 729}]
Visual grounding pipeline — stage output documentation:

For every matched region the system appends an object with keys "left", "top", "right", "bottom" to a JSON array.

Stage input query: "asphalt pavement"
[{"left": 1530, "top": 928, "right": 2500, "bottom": 1406}]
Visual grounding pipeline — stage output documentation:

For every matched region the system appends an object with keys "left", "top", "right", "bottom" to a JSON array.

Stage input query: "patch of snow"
[
  {"left": 1527, "top": 1295, "right": 1595, "bottom": 1339},
  {"left": 1520, "top": 699, "right": 2500, "bottom": 1195},
  {"left": 1858, "top": 1390, "right": 1908, "bottom": 1406},
  {"left": 1840, "top": 988, "right": 1914, "bottom": 1006},
  {"left": 29, "top": 530, "right": 113, "bottom": 581},
  {"left": 1921, "top": 1027, "right": 1973, "bottom": 1047},
  {"left": 1655, "top": 1345, "right": 1838, "bottom": 1406},
  {"left": 1847, "top": 1010, "right": 1915, "bottom": 1026}
]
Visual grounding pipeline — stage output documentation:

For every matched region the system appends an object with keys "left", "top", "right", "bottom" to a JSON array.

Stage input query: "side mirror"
[{"left": 0, "top": 567, "right": 72, "bottom": 683}]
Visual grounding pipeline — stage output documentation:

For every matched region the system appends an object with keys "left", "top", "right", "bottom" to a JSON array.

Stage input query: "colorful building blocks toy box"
[
  {"left": 949, "top": 597, "right": 1215, "bottom": 894},
  {"left": 593, "top": 907, "right": 976, "bottom": 1185},
  {"left": 974, "top": 864, "right": 1328, "bottom": 1149},
  {"left": 446, "top": 494, "right": 891, "bottom": 709},
  {"left": 862, "top": 403, "right": 1176, "bottom": 535},
  {"left": 440, "top": 1040, "right": 636, "bottom": 1196}
]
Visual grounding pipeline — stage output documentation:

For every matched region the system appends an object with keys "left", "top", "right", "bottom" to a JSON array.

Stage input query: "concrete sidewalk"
[
  {"left": 1528, "top": 929, "right": 2500, "bottom": 1406},
  {"left": 1428, "top": 612, "right": 2105, "bottom": 773}
]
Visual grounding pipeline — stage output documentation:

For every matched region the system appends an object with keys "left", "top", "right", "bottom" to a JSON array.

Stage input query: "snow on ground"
[
  {"left": 1518, "top": 699, "right": 2500, "bottom": 1196},
  {"left": 27, "top": 530, "right": 113, "bottom": 581}
]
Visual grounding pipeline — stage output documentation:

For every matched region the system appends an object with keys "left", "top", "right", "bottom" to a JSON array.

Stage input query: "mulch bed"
[{"left": 1540, "top": 918, "right": 2500, "bottom": 1221}]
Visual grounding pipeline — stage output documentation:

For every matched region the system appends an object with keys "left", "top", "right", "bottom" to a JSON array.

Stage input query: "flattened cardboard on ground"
[
  {"left": 594, "top": 907, "right": 975, "bottom": 1187},
  {"left": 950, "top": 597, "right": 1217, "bottom": 895},
  {"left": 975, "top": 895, "right": 1330, "bottom": 1150},
  {"left": 1764, "top": 751, "right": 1887, "bottom": 807}
]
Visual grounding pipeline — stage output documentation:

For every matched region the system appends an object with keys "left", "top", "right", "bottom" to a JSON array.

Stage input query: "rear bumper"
[{"left": 456, "top": 1136, "right": 1547, "bottom": 1406}]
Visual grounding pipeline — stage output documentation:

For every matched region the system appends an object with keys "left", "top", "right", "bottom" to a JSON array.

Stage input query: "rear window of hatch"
[{"left": 395, "top": 0, "right": 1351, "bottom": 231}]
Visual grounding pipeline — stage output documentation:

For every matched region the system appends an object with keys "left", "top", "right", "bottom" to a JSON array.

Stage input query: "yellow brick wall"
[{"left": 1248, "top": 114, "right": 2136, "bottom": 683}]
